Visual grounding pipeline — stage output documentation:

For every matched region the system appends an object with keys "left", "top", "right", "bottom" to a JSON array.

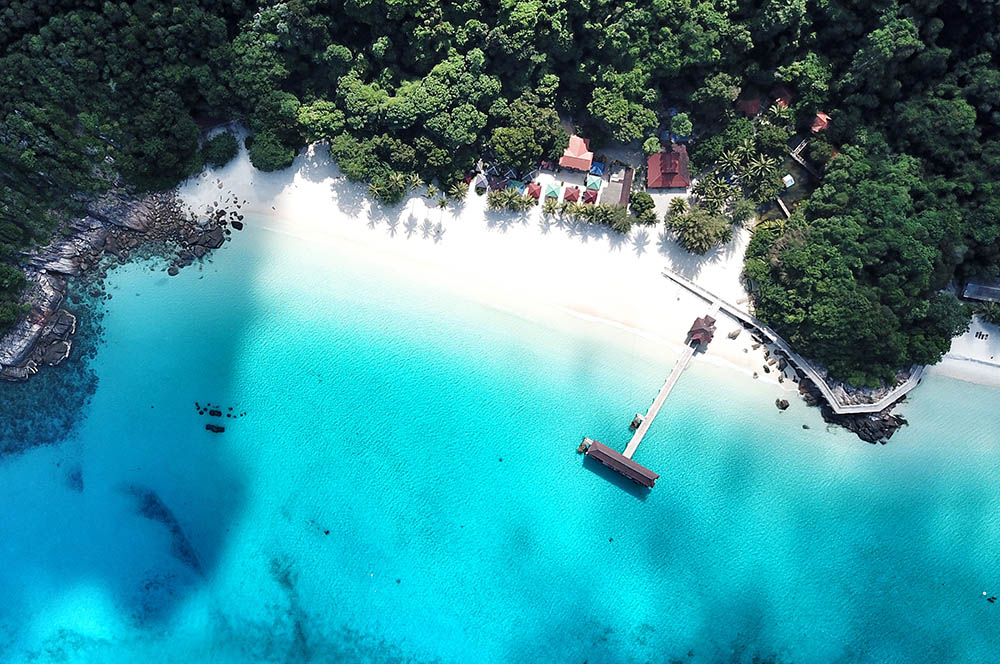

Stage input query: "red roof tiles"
[
  {"left": 647, "top": 144, "right": 690, "bottom": 189},
  {"left": 559, "top": 135, "right": 594, "bottom": 171}
]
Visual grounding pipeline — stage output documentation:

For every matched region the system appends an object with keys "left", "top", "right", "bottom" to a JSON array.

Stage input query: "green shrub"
[{"left": 202, "top": 131, "right": 238, "bottom": 167}]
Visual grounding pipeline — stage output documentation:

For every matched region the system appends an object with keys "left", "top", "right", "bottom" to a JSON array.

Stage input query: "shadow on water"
[{"left": 582, "top": 454, "right": 650, "bottom": 501}]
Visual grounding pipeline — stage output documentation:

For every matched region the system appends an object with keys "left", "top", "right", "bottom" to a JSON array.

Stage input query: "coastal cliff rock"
[
  {"left": 798, "top": 380, "right": 907, "bottom": 444},
  {"left": 1, "top": 187, "right": 243, "bottom": 382}
]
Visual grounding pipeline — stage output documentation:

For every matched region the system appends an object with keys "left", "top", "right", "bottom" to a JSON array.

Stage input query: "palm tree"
[
  {"left": 766, "top": 103, "right": 793, "bottom": 127},
  {"left": 719, "top": 149, "right": 742, "bottom": 174},
  {"left": 407, "top": 173, "right": 424, "bottom": 191},
  {"left": 738, "top": 137, "right": 757, "bottom": 163},
  {"left": 425, "top": 183, "right": 439, "bottom": 199},
  {"left": 668, "top": 197, "right": 688, "bottom": 216},
  {"left": 745, "top": 154, "right": 777, "bottom": 179},
  {"left": 437, "top": 196, "right": 448, "bottom": 209},
  {"left": 368, "top": 182, "right": 384, "bottom": 200},
  {"left": 447, "top": 181, "right": 469, "bottom": 201},
  {"left": 977, "top": 301, "right": 1000, "bottom": 325},
  {"left": 542, "top": 198, "right": 558, "bottom": 216}
]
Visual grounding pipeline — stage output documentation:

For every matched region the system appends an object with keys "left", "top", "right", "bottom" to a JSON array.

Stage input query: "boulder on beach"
[{"left": 775, "top": 398, "right": 790, "bottom": 411}]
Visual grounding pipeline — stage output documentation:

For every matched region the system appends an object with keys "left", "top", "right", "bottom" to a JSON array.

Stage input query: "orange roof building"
[
  {"left": 647, "top": 144, "right": 690, "bottom": 189},
  {"left": 559, "top": 135, "right": 594, "bottom": 171},
  {"left": 811, "top": 112, "right": 831, "bottom": 133}
]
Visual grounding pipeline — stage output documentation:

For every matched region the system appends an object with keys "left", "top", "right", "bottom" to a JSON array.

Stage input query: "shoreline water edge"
[{"left": 1, "top": 141, "right": 997, "bottom": 446}]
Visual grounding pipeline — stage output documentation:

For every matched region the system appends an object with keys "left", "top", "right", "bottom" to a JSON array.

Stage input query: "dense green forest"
[{"left": 1, "top": 0, "right": 998, "bottom": 384}]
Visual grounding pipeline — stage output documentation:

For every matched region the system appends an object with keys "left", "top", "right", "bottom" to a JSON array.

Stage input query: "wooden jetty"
[
  {"left": 622, "top": 313, "right": 716, "bottom": 458},
  {"left": 579, "top": 313, "right": 718, "bottom": 488}
]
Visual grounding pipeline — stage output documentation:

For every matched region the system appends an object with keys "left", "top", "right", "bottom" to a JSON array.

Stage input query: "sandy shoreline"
[{"left": 179, "top": 142, "right": 1000, "bottom": 394}]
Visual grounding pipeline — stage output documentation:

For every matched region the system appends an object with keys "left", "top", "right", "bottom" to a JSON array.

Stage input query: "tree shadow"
[{"left": 633, "top": 228, "right": 650, "bottom": 256}]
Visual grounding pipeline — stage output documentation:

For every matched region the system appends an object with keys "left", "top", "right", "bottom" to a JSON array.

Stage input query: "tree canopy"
[{"left": 0, "top": 0, "right": 997, "bottom": 385}]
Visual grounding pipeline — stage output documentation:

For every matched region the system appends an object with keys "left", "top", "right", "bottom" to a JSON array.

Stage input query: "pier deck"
[{"left": 623, "top": 343, "right": 695, "bottom": 458}]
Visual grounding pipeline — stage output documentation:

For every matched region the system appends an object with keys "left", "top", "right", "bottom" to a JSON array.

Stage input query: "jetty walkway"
[
  {"left": 660, "top": 269, "right": 923, "bottom": 415},
  {"left": 623, "top": 302, "right": 719, "bottom": 459}
]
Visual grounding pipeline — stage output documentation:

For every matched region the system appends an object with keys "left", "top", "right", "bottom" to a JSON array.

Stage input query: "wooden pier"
[
  {"left": 623, "top": 343, "right": 695, "bottom": 458},
  {"left": 579, "top": 312, "right": 718, "bottom": 487}
]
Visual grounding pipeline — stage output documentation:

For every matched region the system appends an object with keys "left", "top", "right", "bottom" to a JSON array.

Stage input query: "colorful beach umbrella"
[
  {"left": 589, "top": 161, "right": 604, "bottom": 176},
  {"left": 586, "top": 175, "right": 602, "bottom": 190},
  {"left": 544, "top": 184, "right": 560, "bottom": 199}
]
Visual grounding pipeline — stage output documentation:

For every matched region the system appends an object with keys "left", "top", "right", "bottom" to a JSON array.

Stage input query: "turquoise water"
[{"left": 1, "top": 219, "right": 999, "bottom": 663}]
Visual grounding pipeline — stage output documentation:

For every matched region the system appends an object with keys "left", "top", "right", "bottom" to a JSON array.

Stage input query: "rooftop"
[
  {"left": 647, "top": 144, "right": 690, "bottom": 189},
  {"left": 559, "top": 135, "right": 594, "bottom": 172},
  {"left": 584, "top": 440, "right": 659, "bottom": 488}
]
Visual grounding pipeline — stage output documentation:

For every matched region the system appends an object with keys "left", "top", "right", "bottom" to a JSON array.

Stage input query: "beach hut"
[
  {"left": 586, "top": 174, "right": 602, "bottom": 191},
  {"left": 647, "top": 144, "right": 690, "bottom": 189},
  {"left": 563, "top": 187, "right": 580, "bottom": 202},
  {"left": 589, "top": 161, "right": 605, "bottom": 176},
  {"left": 770, "top": 86, "right": 794, "bottom": 109},
  {"left": 559, "top": 135, "right": 594, "bottom": 172},
  {"left": 811, "top": 112, "right": 831, "bottom": 133},
  {"left": 508, "top": 179, "right": 526, "bottom": 194},
  {"left": 527, "top": 182, "right": 542, "bottom": 199},
  {"left": 544, "top": 184, "right": 560, "bottom": 200},
  {"left": 473, "top": 173, "right": 488, "bottom": 195},
  {"left": 503, "top": 167, "right": 518, "bottom": 180},
  {"left": 963, "top": 278, "right": 1000, "bottom": 303},
  {"left": 736, "top": 95, "right": 761, "bottom": 118},
  {"left": 487, "top": 175, "right": 508, "bottom": 191},
  {"left": 582, "top": 189, "right": 598, "bottom": 204}
]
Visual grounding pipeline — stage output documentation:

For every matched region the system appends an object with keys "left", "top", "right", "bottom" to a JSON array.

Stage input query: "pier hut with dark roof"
[
  {"left": 581, "top": 438, "right": 659, "bottom": 488},
  {"left": 687, "top": 315, "right": 717, "bottom": 346}
]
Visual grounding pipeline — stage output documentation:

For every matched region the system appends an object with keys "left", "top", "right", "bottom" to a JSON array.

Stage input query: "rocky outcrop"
[
  {"left": 775, "top": 398, "right": 789, "bottom": 410},
  {"left": 1, "top": 185, "right": 244, "bottom": 382},
  {"left": 799, "top": 380, "right": 907, "bottom": 444}
]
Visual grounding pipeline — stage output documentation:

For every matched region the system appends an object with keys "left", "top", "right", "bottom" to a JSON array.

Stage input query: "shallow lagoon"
[{"left": 1, "top": 219, "right": 998, "bottom": 663}]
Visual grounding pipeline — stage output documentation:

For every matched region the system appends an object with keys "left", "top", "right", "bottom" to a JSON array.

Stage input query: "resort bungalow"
[
  {"left": 963, "top": 279, "right": 1000, "bottom": 303},
  {"left": 811, "top": 112, "right": 831, "bottom": 133},
  {"left": 687, "top": 315, "right": 717, "bottom": 346},
  {"left": 770, "top": 86, "right": 794, "bottom": 109},
  {"left": 473, "top": 173, "right": 488, "bottom": 195},
  {"left": 559, "top": 135, "right": 594, "bottom": 172},
  {"left": 647, "top": 144, "right": 690, "bottom": 190},
  {"left": 736, "top": 93, "right": 761, "bottom": 118}
]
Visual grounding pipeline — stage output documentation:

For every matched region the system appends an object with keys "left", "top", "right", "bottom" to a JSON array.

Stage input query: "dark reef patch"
[
  {"left": 0, "top": 282, "right": 102, "bottom": 455},
  {"left": 66, "top": 466, "right": 84, "bottom": 492},
  {"left": 126, "top": 484, "right": 203, "bottom": 574}
]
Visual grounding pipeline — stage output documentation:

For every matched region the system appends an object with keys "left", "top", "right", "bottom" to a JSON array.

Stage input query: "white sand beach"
[
  {"left": 929, "top": 315, "right": 1000, "bottom": 388},
  {"left": 179, "top": 141, "right": 999, "bottom": 393}
]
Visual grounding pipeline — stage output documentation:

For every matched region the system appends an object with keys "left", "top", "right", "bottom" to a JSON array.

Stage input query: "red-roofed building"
[
  {"left": 736, "top": 95, "right": 761, "bottom": 118},
  {"left": 811, "top": 112, "right": 831, "bottom": 133},
  {"left": 770, "top": 86, "right": 793, "bottom": 109},
  {"left": 647, "top": 144, "right": 690, "bottom": 189},
  {"left": 559, "top": 135, "right": 594, "bottom": 171},
  {"left": 687, "top": 315, "right": 717, "bottom": 346},
  {"left": 563, "top": 186, "right": 580, "bottom": 202},
  {"left": 527, "top": 182, "right": 542, "bottom": 199}
]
